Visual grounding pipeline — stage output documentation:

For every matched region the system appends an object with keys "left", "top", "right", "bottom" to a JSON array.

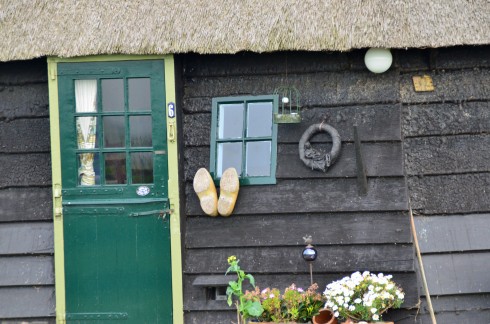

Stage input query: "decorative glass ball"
[
  {"left": 302, "top": 246, "right": 318, "bottom": 261},
  {"left": 364, "top": 48, "right": 393, "bottom": 73},
  {"left": 282, "top": 97, "right": 289, "bottom": 104}
]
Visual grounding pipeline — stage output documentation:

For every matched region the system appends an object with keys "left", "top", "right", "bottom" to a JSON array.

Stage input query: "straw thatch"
[{"left": 0, "top": 0, "right": 489, "bottom": 61}]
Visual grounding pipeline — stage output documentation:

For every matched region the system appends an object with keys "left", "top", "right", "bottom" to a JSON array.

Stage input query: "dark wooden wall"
[
  {"left": 0, "top": 59, "right": 55, "bottom": 322},
  {"left": 180, "top": 51, "right": 421, "bottom": 323},
  {"left": 401, "top": 47, "right": 490, "bottom": 323}
]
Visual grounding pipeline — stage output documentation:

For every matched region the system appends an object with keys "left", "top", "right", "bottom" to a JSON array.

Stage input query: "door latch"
[{"left": 129, "top": 209, "right": 173, "bottom": 218}]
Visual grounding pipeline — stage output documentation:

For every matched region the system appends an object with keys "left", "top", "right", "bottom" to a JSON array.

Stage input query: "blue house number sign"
[{"left": 168, "top": 102, "right": 175, "bottom": 118}]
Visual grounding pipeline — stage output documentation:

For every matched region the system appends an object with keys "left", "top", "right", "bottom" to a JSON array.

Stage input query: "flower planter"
[
  {"left": 312, "top": 309, "right": 337, "bottom": 324},
  {"left": 340, "top": 320, "right": 394, "bottom": 324}
]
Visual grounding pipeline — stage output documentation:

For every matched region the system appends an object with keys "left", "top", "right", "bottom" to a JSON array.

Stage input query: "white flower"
[
  {"left": 373, "top": 314, "right": 379, "bottom": 321},
  {"left": 334, "top": 311, "right": 339, "bottom": 317},
  {"left": 371, "top": 308, "right": 377, "bottom": 313},
  {"left": 348, "top": 305, "right": 356, "bottom": 311},
  {"left": 354, "top": 298, "right": 362, "bottom": 304},
  {"left": 332, "top": 305, "right": 338, "bottom": 311},
  {"left": 368, "top": 285, "right": 374, "bottom": 291}
]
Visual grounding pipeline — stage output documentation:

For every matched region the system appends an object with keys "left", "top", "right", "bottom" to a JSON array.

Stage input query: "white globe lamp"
[{"left": 364, "top": 48, "right": 393, "bottom": 73}]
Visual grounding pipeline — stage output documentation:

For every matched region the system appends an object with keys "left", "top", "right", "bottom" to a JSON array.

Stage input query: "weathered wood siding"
[
  {"left": 0, "top": 59, "right": 55, "bottom": 322},
  {"left": 181, "top": 51, "right": 420, "bottom": 323},
  {"left": 400, "top": 46, "right": 490, "bottom": 322}
]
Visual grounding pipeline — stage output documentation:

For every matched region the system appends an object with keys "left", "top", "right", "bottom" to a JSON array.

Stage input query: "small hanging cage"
[{"left": 273, "top": 86, "right": 301, "bottom": 123}]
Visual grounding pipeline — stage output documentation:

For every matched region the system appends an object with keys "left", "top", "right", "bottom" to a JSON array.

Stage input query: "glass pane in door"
[{"left": 105, "top": 152, "right": 127, "bottom": 184}]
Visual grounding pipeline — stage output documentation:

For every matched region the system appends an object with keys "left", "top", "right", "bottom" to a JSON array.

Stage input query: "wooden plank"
[
  {"left": 420, "top": 294, "right": 490, "bottom": 312},
  {"left": 0, "top": 118, "right": 51, "bottom": 153},
  {"left": 184, "top": 142, "right": 403, "bottom": 181},
  {"left": 402, "top": 101, "right": 490, "bottom": 137},
  {"left": 0, "top": 222, "right": 53, "bottom": 255},
  {"left": 0, "top": 153, "right": 51, "bottom": 188},
  {"left": 408, "top": 173, "right": 490, "bottom": 214},
  {"left": 0, "top": 59, "right": 47, "bottom": 85},
  {"left": 418, "top": 310, "right": 490, "bottom": 324},
  {"left": 400, "top": 69, "right": 490, "bottom": 103},
  {"left": 184, "top": 272, "right": 419, "bottom": 311},
  {"left": 405, "top": 135, "right": 490, "bottom": 175},
  {"left": 277, "top": 142, "right": 403, "bottom": 178},
  {"left": 184, "top": 70, "right": 399, "bottom": 108},
  {"left": 183, "top": 51, "right": 349, "bottom": 78},
  {"left": 0, "top": 84, "right": 49, "bottom": 119},
  {"left": 186, "top": 212, "right": 411, "bottom": 248},
  {"left": 184, "top": 245, "right": 415, "bottom": 274},
  {"left": 186, "top": 177, "right": 408, "bottom": 215},
  {"left": 0, "top": 187, "right": 52, "bottom": 222},
  {"left": 435, "top": 47, "right": 490, "bottom": 69},
  {"left": 183, "top": 104, "right": 401, "bottom": 146},
  {"left": 422, "top": 252, "right": 490, "bottom": 295},
  {"left": 0, "top": 256, "right": 54, "bottom": 286},
  {"left": 414, "top": 214, "right": 490, "bottom": 253},
  {"left": 0, "top": 287, "right": 55, "bottom": 318},
  {"left": 184, "top": 311, "right": 235, "bottom": 324},
  {"left": 184, "top": 309, "right": 424, "bottom": 324}
]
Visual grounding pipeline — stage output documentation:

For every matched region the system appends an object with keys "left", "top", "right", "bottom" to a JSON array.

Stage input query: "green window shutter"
[{"left": 210, "top": 95, "right": 278, "bottom": 185}]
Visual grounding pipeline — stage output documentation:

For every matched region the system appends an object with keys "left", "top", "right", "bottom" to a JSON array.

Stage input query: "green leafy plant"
[
  {"left": 324, "top": 271, "right": 404, "bottom": 322},
  {"left": 243, "top": 283, "right": 326, "bottom": 323},
  {"left": 226, "top": 255, "right": 264, "bottom": 324}
]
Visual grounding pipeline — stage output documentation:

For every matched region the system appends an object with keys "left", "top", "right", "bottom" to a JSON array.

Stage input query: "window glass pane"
[
  {"left": 130, "top": 116, "right": 152, "bottom": 147},
  {"left": 75, "top": 80, "right": 97, "bottom": 113},
  {"left": 128, "top": 78, "right": 151, "bottom": 111},
  {"left": 76, "top": 116, "right": 98, "bottom": 149},
  {"left": 102, "top": 79, "right": 124, "bottom": 112},
  {"left": 217, "top": 142, "right": 242, "bottom": 177},
  {"left": 247, "top": 102, "right": 273, "bottom": 137},
  {"left": 218, "top": 103, "right": 244, "bottom": 139},
  {"left": 131, "top": 152, "right": 154, "bottom": 184},
  {"left": 78, "top": 152, "right": 100, "bottom": 186},
  {"left": 105, "top": 153, "right": 126, "bottom": 184},
  {"left": 103, "top": 116, "right": 125, "bottom": 148},
  {"left": 246, "top": 141, "right": 271, "bottom": 176}
]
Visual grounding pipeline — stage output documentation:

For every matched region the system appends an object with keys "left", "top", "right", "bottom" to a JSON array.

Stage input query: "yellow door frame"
[{"left": 47, "top": 55, "right": 184, "bottom": 324}]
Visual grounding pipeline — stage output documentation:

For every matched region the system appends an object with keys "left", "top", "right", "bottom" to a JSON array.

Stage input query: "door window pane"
[
  {"left": 246, "top": 141, "right": 271, "bottom": 176},
  {"left": 130, "top": 116, "right": 152, "bottom": 147},
  {"left": 128, "top": 78, "right": 151, "bottom": 111},
  {"left": 103, "top": 116, "right": 125, "bottom": 148},
  {"left": 76, "top": 116, "right": 99, "bottom": 149},
  {"left": 75, "top": 80, "right": 97, "bottom": 113},
  {"left": 102, "top": 79, "right": 124, "bottom": 112},
  {"left": 78, "top": 152, "right": 100, "bottom": 186},
  {"left": 105, "top": 153, "right": 126, "bottom": 184},
  {"left": 247, "top": 102, "right": 272, "bottom": 137},
  {"left": 217, "top": 142, "right": 242, "bottom": 177},
  {"left": 218, "top": 103, "right": 244, "bottom": 139},
  {"left": 131, "top": 152, "right": 153, "bottom": 184}
]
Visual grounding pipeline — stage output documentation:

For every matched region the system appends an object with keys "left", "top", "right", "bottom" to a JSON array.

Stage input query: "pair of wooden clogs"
[{"left": 193, "top": 168, "right": 239, "bottom": 217}]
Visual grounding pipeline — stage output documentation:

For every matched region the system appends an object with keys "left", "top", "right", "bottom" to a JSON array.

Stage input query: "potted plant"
[
  {"left": 243, "top": 283, "right": 327, "bottom": 323},
  {"left": 322, "top": 271, "right": 404, "bottom": 324},
  {"left": 226, "top": 255, "right": 327, "bottom": 323}
]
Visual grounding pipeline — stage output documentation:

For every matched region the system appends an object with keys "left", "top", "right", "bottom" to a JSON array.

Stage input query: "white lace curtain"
[{"left": 75, "top": 80, "right": 97, "bottom": 186}]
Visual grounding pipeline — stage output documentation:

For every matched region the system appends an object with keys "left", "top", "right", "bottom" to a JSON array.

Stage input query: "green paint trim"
[
  {"left": 210, "top": 95, "right": 279, "bottom": 185},
  {"left": 47, "top": 58, "right": 66, "bottom": 324},
  {"left": 164, "top": 56, "right": 184, "bottom": 324},
  {"left": 49, "top": 55, "right": 184, "bottom": 324}
]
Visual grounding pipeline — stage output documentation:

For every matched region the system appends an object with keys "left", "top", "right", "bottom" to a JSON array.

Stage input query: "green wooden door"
[{"left": 57, "top": 60, "right": 172, "bottom": 323}]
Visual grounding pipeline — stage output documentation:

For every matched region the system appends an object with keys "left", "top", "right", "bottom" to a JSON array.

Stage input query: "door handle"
[{"left": 129, "top": 209, "right": 172, "bottom": 218}]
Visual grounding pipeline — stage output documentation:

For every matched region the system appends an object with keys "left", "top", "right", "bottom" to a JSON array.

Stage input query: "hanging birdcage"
[{"left": 273, "top": 86, "right": 301, "bottom": 123}]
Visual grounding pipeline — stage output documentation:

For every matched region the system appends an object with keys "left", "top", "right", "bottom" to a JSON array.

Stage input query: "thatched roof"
[{"left": 1, "top": 0, "right": 489, "bottom": 61}]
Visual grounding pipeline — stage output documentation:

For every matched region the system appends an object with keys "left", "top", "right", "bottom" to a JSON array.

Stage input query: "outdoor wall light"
[{"left": 364, "top": 48, "right": 393, "bottom": 73}]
